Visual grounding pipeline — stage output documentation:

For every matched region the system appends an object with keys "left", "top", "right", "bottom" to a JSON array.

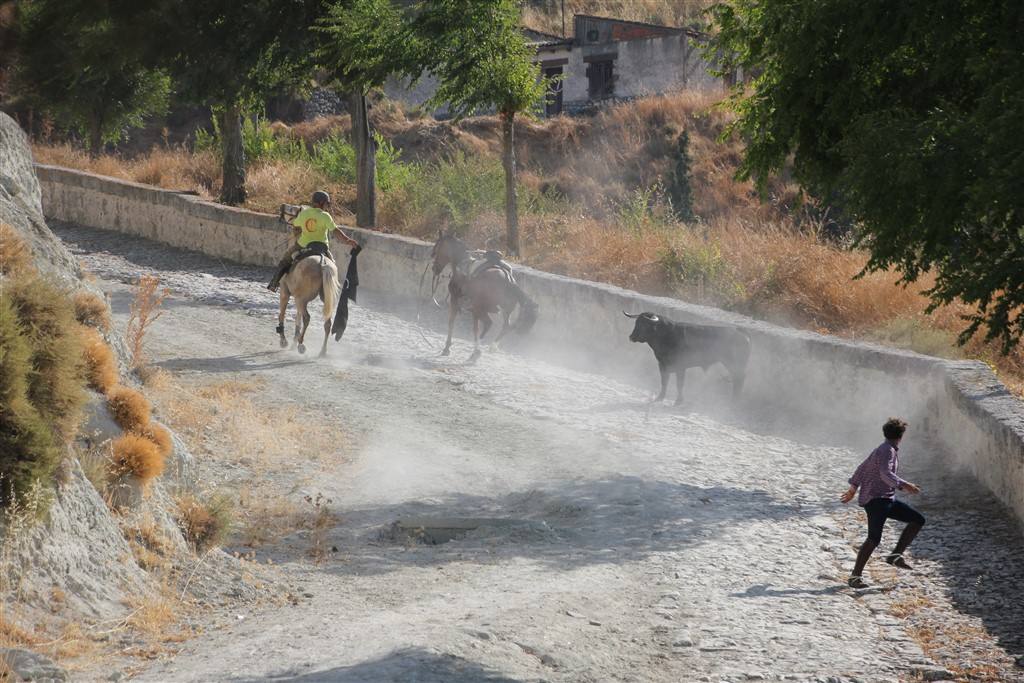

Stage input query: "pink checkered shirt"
[{"left": 848, "top": 440, "right": 908, "bottom": 506}]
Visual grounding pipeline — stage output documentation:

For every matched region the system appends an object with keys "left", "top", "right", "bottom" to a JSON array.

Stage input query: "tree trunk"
[
  {"left": 501, "top": 111, "right": 520, "bottom": 257},
  {"left": 219, "top": 103, "right": 247, "bottom": 205},
  {"left": 348, "top": 90, "right": 376, "bottom": 228},
  {"left": 88, "top": 114, "right": 103, "bottom": 157}
]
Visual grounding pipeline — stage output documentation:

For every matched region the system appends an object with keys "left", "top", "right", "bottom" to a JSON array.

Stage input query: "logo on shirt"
[{"left": 304, "top": 218, "right": 318, "bottom": 232}]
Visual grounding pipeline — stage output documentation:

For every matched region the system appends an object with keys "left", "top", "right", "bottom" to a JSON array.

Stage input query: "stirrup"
[{"left": 884, "top": 553, "right": 912, "bottom": 570}]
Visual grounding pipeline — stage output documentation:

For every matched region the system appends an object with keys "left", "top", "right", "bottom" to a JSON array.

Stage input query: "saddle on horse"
[
  {"left": 471, "top": 250, "right": 515, "bottom": 283},
  {"left": 268, "top": 242, "right": 334, "bottom": 292}
]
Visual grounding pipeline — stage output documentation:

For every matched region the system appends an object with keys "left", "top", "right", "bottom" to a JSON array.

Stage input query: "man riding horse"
[{"left": 267, "top": 190, "right": 359, "bottom": 293}]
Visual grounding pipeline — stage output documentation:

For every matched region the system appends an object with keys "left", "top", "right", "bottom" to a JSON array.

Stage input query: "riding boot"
[{"left": 267, "top": 264, "right": 289, "bottom": 292}]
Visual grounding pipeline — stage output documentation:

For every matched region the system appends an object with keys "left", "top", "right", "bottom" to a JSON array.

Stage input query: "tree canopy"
[
  {"left": 15, "top": 0, "right": 171, "bottom": 153},
  {"left": 710, "top": 0, "right": 1024, "bottom": 351}
]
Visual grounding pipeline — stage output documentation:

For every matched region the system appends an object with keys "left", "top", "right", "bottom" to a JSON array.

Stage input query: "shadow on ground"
[
  {"left": 232, "top": 647, "right": 529, "bottom": 682},
  {"left": 257, "top": 474, "right": 806, "bottom": 577}
]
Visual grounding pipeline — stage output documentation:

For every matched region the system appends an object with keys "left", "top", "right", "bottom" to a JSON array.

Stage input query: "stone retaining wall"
[{"left": 35, "top": 164, "right": 1024, "bottom": 528}]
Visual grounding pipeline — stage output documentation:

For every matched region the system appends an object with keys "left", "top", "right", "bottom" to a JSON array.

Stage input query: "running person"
[{"left": 840, "top": 417, "right": 925, "bottom": 588}]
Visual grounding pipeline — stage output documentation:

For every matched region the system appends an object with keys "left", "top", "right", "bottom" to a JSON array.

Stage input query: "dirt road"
[{"left": 57, "top": 223, "right": 1024, "bottom": 682}]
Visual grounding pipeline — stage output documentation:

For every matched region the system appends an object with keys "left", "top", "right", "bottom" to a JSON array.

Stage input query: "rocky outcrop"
[
  {"left": 0, "top": 114, "right": 78, "bottom": 281},
  {"left": 0, "top": 112, "right": 202, "bottom": 624}
]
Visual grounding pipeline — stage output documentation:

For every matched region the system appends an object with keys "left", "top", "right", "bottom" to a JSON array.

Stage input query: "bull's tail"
[
  {"left": 321, "top": 257, "right": 341, "bottom": 321},
  {"left": 512, "top": 284, "right": 538, "bottom": 334}
]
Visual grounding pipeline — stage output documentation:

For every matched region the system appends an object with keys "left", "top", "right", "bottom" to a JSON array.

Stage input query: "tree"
[
  {"left": 414, "top": 0, "right": 547, "bottom": 257},
  {"left": 15, "top": 0, "right": 170, "bottom": 154},
  {"left": 710, "top": 0, "right": 1024, "bottom": 351},
  {"left": 668, "top": 130, "right": 695, "bottom": 223},
  {"left": 159, "top": 0, "right": 324, "bottom": 204},
  {"left": 318, "top": 0, "right": 421, "bottom": 227}
]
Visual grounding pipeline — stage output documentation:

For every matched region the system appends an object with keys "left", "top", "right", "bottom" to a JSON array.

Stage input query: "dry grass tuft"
[
  {"left": 110, "top": 433, "right": 164, "bottom": 483},
  {"left": 78, "top": 325, "right": 119, "bottom": 394},
  {"left": 105, "top": 385, "right": 152, "bottom": 433},
  {"left": 0, "top": 611, "right": 39, "bottom": 648},
  {"left": 125, "top": 582, "right": 186, "bottom": 644},
  {"left": 137, "top": 422, "right": 173, "bottom": 459},
  {"left": 175, "top": 493, "right": 233, "bottom": 552},
  {"left": 71, "top": 291, "right": 111, "bottom": 332},
  {"left": 126, "top": 275, "right": 168, "bottom": 369},
  {"left": 0, "top": 222, "right": 33, "bottom": 277}
]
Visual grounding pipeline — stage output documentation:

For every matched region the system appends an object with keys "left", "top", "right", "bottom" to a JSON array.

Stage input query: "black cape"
[{"left": 332, "top": 247, "right": 359, "bottom": 340}]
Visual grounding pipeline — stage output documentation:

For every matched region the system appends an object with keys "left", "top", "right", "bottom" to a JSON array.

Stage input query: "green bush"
[
  {"left": 195, "top": 115, "right": 309, "bottom": 164},
  {"left": 659, "top": 237, "right": 745, "bottom": 305},
  {"left": 311, "top": 133, "right": 356, "bottom": 183},
  {"left": 0, "top": 276, "right": 87, "bottom": 509}
]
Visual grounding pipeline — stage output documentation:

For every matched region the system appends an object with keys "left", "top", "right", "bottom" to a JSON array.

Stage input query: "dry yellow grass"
[
  {"left": 79, "top": 326, "right": 119, "bottom": 394},
  {"left": 0, "top": 222, "right": 33, "bottom": 277},
  {"left": 126, "top": 275, "right": 168, "bottom": 369},
  {"left": 137, "top": 422, "right": 173, "bottom": 459},
  {"left": 175, "top": 493, "right": 233, "bottom": 552},
  {"left": 71, "top": 291, "right": 111, "bottom": 332},
  {"left": 106, "top": 385, "right": 152, "bottom": 433},
  {"left": 110, "top": 433, "right": 164, "bottom": 483}
]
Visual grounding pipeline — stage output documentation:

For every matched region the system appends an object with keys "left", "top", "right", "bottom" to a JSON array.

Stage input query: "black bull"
[{"left": 625, "top": 312, "right": 751, "bottom": 404}]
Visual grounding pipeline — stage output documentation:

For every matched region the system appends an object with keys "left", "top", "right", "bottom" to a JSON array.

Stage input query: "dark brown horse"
[{"left": 430, "top": 232, "right": 538, "bottom": 360}]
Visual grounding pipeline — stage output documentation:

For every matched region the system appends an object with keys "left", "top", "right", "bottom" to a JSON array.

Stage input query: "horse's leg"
[
  {"left": 468, "top": 314, "right": 482, "bottom": 362},
  {"left": 319, "top": 312, "right": 331, "bottom": 358},
  {"left": 295, "top": 300, "right": 308, "bottom": 354},
  {"left": 479, "top": 312, "right": 493, "bottom": 340},
  {"left": 277, "top": 286, "right": 289, "bottom": 348},
  {"left": 442, "top": 298, "right": 457, "bottom": 356},
  {"left": 492, "top": 307, "right": 513, "bottom": 346}
]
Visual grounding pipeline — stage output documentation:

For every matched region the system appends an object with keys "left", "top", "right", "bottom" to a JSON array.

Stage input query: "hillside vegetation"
[{"left": 31, "top": 92, "right": 1024, "bottom": 392}]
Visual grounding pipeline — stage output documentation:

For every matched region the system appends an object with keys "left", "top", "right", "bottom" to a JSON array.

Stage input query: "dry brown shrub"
[
  {"left": 79, "top": 325, "right": 118, "bottom": 394},
  {"left": 0, "top": 611, "right": 39, "bottom": 647},
  {"left": 0, "top": 222, "right": 33, "bottom": 277},
  {"left": 71, "top": 290, "right": 111, "bottom": 332},
  {"left": 137, "top": 421, "right": 173, "bottom": 459},
  {"left": 175, "top": 493, "right": 233, "bottom": 551},
  {"left": 125, "top": 581, "right": 186, "bottom": 643},
  {"left": 110, "top": 433, "right": 164, "bottom": 482},
  {"left": 106, "top": 385, "right": 152, "bottom": 432},
  {"left": 126, "top": 275, "right": 168, "bottom": 368}
]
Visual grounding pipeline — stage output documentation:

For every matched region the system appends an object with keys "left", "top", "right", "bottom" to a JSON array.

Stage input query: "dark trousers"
[{"left": 864, "top": 497, "right": 925, "bottom": 545}]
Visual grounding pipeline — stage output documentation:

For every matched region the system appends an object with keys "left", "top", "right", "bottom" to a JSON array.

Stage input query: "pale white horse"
[{"left": 277, "top": 254, "right": 341, "bottom": 357}]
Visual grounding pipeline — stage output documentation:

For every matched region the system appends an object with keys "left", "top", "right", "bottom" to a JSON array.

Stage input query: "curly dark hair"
[{"left": 882, "top": 417, "right": 908, "bottom": 440}]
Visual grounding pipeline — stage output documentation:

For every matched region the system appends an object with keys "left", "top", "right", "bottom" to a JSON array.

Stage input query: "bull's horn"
[
  {"left": 623, "top": 311, "right": 639, "bottom": 318},
  {"left": 648, "top": 314, "right": 660, "bottom": 322}
]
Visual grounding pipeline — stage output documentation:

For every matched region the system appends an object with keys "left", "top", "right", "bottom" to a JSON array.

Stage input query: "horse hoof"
[
  {"left": 279, "top": 338, "right": 288, "bottom": 349},
  {"left": 468, "top": 349, "right": 482, "bottom": 362},
  {"left": 297, "top": 344, "right": 306, "bottom": 354},
  {"left": 440, "top": 348, "right": 451, "bottom": 357}
]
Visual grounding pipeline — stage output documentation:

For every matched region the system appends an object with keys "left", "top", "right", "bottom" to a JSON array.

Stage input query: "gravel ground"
[{"left": 55, "top": 222, "right": 1024, "bottom": 683}]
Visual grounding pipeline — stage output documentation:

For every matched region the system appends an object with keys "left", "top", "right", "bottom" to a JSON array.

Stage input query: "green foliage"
[
  {"left": 197, "top": 115, "right": 310, "bottom": 164},
  {"left": 659, "top": 237, "right": 744, "bottom": 305},
  {"left": 414, "top": 0, "right": 547, "bottom": 120},
  {"left": 667, "top": 131, "right": 695, "bottom": 222},
  {"left": 0, "top": 278, "right": 87, "bottom": 509},
  {"left": 868, "top": 317, "right": 958, "bottom": 359},
  {"left": 312, "top": 134, "right": 356, "bottom": 183},
  {"left": 710, "top": 0, "right": 1024, "bottom": 351},
  {"left": 15, "top": 0, "right": 171, "bottom": 151},
  {"left": 316, "top": 0, "right": 422, "bottom": 92}
]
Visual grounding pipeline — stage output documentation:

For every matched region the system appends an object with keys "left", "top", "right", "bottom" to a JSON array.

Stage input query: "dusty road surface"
[{"left": 57, "top": 223, "right": 1024, "bottom": 683}]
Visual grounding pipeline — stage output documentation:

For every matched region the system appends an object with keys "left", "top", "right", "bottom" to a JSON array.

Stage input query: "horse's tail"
[
  {"left": 512, "top": 284, "right": 538, "bottom": 334},
  {"left": 321, "top": 256, "right": 341, "bottom": 320}
]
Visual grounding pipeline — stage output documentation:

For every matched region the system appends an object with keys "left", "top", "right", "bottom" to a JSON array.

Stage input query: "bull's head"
[{"left": 624, "top": 311, "right": 660, "bottom": 343}]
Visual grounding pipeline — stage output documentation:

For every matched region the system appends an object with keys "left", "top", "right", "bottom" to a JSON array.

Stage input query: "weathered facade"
[{"left": 383, "top": 14, "right": 722, "bottom": 119}]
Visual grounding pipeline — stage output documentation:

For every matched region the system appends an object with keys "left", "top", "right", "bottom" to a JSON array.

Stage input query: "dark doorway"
[
  {"left": 543, "top": 65, "right": 564, "bottom": 117},
  {"left": 586, "top": 59, "right": 615, "bottom": 100}
]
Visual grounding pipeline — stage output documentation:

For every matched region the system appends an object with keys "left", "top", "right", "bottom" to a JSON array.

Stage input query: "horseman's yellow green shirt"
[{"left": 292, "top": 207, "right": 336, "bottom": 248}]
